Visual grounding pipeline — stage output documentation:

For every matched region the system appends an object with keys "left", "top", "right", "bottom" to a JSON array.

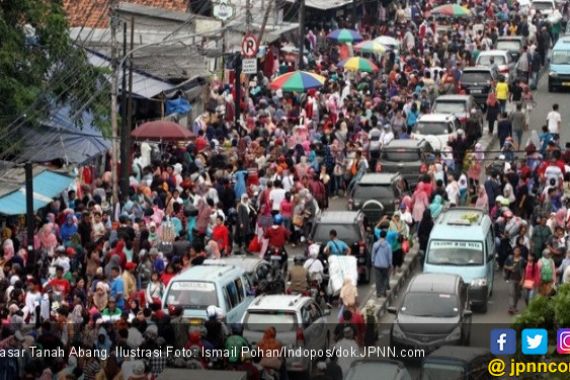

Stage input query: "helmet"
[
  {"left": 294, "top": 255, "right": 305, "bottom": 265},
  {"left": 206, "top": 305, "right": 217, "bottom": 319},
  {"left": 168, "top": 305, "right": 183, "bottom": 316},
  {"left": 230, "top": 323, "right": 243, "bottom": 335},
  {"left": 273, "top": 214, "right": 283, "bottom": 225}
]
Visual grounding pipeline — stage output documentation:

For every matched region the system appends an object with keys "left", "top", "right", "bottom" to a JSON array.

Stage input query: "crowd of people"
[{"left": 1, "top": 0, "right": 570, "bottom": 378}]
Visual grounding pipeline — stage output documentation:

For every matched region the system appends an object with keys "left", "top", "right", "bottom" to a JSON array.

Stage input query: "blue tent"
[{"left": 19, "top": 106, "right": 111, "bottom": 165}]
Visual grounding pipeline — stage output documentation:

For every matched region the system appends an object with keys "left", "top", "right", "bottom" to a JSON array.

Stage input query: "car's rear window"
[
  {"left": 382, "top": 148, "right": 421, "bottom": 161},
  {"left": 353, "top": 184, "right": 394, "bottom": 199},
  {"left": 244, "top": 311, "right": 297, "bottom": 332},
  {"left": 497, "top": 41, "right": 521, "bottom": 51},
  {"left": 312, "top": 223, "right": 360, "bottom": 244},
  {"left": 477, "top": 55, "right": 506, "bottom": 66},
  {"left": 416, "top": 121, "right": 450, "bottom": 135},
  {"left": 461, "top": 71, "right": 492, "bottom": 83},
  {"left": 433, "top": 101, "right": 467, "bottom": 114}
]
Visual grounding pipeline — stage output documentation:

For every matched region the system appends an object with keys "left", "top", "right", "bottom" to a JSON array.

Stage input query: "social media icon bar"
[
  {"left": 490, "top": 328, "right": 516, "bottom": 355},
  {"left": 522, "top": 329, "right": 548, "bottom": 355},
  {"left": 557, "top": 329, "right": 570, "bottom": 354}
]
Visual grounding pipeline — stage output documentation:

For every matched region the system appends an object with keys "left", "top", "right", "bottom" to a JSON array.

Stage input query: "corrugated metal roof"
[{"left": 87, "top": 52, "right": 176, "bottom": 98}]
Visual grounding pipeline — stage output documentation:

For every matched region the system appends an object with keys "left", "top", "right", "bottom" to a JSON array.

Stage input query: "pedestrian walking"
[{"left": 372, "top": 230, "right": 392, "bottom": 298}]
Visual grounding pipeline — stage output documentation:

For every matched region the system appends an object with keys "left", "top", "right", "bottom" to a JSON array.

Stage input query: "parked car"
[
  {"left": 496, "top": 36, "right": 526, "bottom": 61},
  {"left": 548, "top": 36, "right": 570, "bottom": 92},
  {"left": 162, "top": 265, "right": 254, "bottom": 324},
  {"left": 309, "top": 211, "right": 372, "bottom": 283},
  {"left": 432, "top": 94, "right": 484, "bottom": 137},
  {"left": 345, "top": 359, "right": 412, "bottom": 380},
  {"left": 461, "top": 67, "right": 497, "bottom": 106},
  {"left": 421, "top": 346, "right": 494, "bottom": 380},
  {"left": 389, "top": 273, "right": 473, "bottom": 353},
  {"left": 377, "top": 139, "right": 434, "bottom": 187},
  {"left": 531, "top": 0, "right": 556, "bottom": 17},
  {"left": 203, "top": 256, "right": 284, "bottom": 295},
  {"left": 348, "top": 173, "right": 403, "bottom": 223},
  {"left": 423, "top": 207, "right": 496, "bottom": 312},
  {"left": 242, "top": 295, "right": 330, "bottom": 376},
  {"left": 413, "top": 113, "right": 460, "bottom": 151},
  {"left": 475, "top": 49, "right": 516, "bottom": 82}
]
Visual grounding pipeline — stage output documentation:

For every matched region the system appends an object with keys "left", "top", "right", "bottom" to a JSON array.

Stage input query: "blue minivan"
[
  {"left": 548, "top": 36, "right": 570, "bottom": 92},
  {"left": 162, "top": 264, "right": 254, "bottom": 324},
  {"left": 423, "top": 208, "right": 495, "bottom": 313}
]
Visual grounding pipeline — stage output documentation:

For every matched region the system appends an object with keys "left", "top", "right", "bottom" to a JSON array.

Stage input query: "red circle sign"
[{"left": 241, "top": 33, "right": 259, "bottom": 58}]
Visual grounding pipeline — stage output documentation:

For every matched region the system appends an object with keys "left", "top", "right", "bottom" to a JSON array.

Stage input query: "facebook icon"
[{"left": 490, "top": 329, "right": 517, "bottom": 355}]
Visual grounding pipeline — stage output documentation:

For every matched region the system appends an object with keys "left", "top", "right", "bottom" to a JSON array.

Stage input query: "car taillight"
[{"left": 296, "top": 328, "right": 305, "bottom": 346}]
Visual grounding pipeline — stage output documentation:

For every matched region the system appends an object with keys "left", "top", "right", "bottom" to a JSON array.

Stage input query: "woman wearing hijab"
[
  {"left": 339, "top": 278, "right": 358, "bottom": 312},
  {"left": 475, "top": 185, "right": 489, "bottom": 213},
  {"left": 93, "top": 282, "right": 109, "bottom": 311},
  {"left": 429, "top": 195, "right": 444, "bottom": 219},
  {"left": 236, "top": 194, "right": 253, "bottom": 251},
  {"left": 417, "top": 209, "right": 434, "bottom": 253}
]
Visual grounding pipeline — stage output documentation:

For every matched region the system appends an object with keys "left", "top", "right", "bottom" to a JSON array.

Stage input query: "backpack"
[{"left": 540, "top": 257, "right": 553, "bottom": 282}]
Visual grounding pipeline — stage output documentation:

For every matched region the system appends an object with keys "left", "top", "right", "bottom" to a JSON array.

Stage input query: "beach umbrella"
[
  {"left": 430, "top": 4, "right": 471, "bottom": 17},
  {"left": 270, "top": 71, "right": 325, "bottom": 92},
  {"left": 354, "top": 40, "right": 386, "bottom": 54},
  {"left": 373, "top": 35, "right": 400, "bottom": 48},
  {"left": 131, "top": 120, "right": 194, "bottom": 141},
  {"left": 327, "top": 29, "right": 363, "bottom": 43},
  {"left": 339, "top": 57, "right": 379, "bottom": 73}
]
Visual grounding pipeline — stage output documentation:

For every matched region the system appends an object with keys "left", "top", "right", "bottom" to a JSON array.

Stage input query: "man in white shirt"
[
  {"left": 445, "top": 174, "right": 460, "bottom": 205},
  {"left": 380, "top": 124, "right": 395, "bottom": 146},
  {"left": 269, "top": 180, "right": 287, "bottom": 213},
  {"left": 546, "top": 103, "right": 561, "bottom": 140}
]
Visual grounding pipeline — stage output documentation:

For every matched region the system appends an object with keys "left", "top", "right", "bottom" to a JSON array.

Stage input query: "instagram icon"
[{"left": 557, "top": 329, "right": 570, "bottom": 354}]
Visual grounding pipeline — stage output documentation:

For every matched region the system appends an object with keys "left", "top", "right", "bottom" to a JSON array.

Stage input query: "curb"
[{"left": 362, "top": 245, "right": 421, "bottom": 318}]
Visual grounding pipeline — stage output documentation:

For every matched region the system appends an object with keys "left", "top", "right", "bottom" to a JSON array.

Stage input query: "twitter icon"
[{"left": 522, "top": 329, "right": 548, "bottom": 355}]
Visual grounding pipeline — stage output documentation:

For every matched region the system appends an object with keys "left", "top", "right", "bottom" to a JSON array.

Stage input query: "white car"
[
  {"left": 241, "top": 295, "right": 330, "bottom": 376},
  {"left": 413, "top": 114, "right": 459, "bottom": 151},
  {"left": 475, "top": 50, "right": 516, "bottom": 82},
  {"left": 531, "top": 0, "right": 556, "bottom": 17}
]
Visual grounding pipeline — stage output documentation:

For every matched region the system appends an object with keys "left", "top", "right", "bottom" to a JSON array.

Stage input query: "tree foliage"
[{"left": 0, "top": 0, "right": 110, "bottom": 154}]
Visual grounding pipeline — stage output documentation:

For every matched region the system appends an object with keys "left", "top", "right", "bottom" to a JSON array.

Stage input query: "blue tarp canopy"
[
  {"left": 0, "top": 170, "right": 75, "bottom": 215},
  {"left": 18, "top": 106, "right": 111, "bottom": 165}
]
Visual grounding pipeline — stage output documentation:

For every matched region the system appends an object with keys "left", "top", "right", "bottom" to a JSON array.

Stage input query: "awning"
[
  {"left": 0, "top": 170, "right": 75, "bottom": 215},
  {"left": 284, "top": 0, "right": 352, "bottom": 10},
  {"left": 87, "top": 51, "right": 175, "bottom": 98}
]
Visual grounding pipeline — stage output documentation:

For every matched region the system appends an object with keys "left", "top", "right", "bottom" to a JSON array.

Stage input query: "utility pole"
[
  {"left": 246, "top": 0, "right": 252, "bottom": 31},
  {"left": 352, "top": 0, "right": 358, "bottom": 28},
  {"left": 298, "top": 0, "right": 305, "bottom": 69},
  {"left": 110, "top": 0, "right": 120, "bottom": 207},
  {"left": 127, "top": 17, "right": 134, "bottom": 146},
  {"left": 120, "top": 21, "right": 129, "bottom": 201},
  {"left": 258, "top": 0, "right": 273, "bottom": 43},
  {"left": 25, "top": 162, "right": 34, "bottom": 271},
  {"left": 234, "top": 54, "right": 242, "bottom": 130}
]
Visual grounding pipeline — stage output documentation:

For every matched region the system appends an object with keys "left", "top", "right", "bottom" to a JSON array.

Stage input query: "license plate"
[
  {"left": 190, "top": 319, "right": 203, "bottom": 325},
  {"left": 471, "top": 89, "right": 481, "bottom": 94},
  {"left": 563, "top": 82, "right": 570, "bottom": 86}
]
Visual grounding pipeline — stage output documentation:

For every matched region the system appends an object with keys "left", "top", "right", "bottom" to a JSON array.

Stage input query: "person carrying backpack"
[{"left": 538, "top": 249, "right": 556, "bottom": 297}]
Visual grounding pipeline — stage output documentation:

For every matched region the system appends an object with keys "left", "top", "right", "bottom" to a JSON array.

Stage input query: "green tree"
[{"left": 0, "top": 0, "right": 110, "bottom": 155}]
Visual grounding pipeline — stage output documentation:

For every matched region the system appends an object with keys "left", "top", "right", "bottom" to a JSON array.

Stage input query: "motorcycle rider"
[
  {"left": 288, "top": 256, "right": 310, "bottom": 294},
  {"left": 264, "top": 214, "right": 290, "bottom": 270},
  {"left": 324, "top": 229, "right": 351, "bottom": 256},
  {"left": 225, "top": 323, "right": 250, "bottom": 368},
  {"left": 304, "top": 244, "right": 325, "bottom": 285}
]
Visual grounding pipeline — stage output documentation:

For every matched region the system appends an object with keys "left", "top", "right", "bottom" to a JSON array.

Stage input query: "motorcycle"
[{"left": 264, "top": 246, "right": 288, "bottom": 277}]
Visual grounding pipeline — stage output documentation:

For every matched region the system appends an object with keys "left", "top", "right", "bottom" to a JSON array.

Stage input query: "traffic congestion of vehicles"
[{"left": 5, "top": 0, "right": 570, "bottom": 379}]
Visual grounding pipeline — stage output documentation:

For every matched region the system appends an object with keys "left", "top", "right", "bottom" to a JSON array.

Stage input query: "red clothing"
[
  {"left": 161, "top": 272, "right": 175, "bottom": 287},
  {"left": 264, "top": 226, "right": 290, "bottom": 249},
  {"left": 211, "top": 224, "right": 230, "bottom": 253},
  {"left": 49, "top": 278, "right": 71, "bottom": 295},
  {"left": 280, "top": 199, "right": 293, "bottom": 218}
]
